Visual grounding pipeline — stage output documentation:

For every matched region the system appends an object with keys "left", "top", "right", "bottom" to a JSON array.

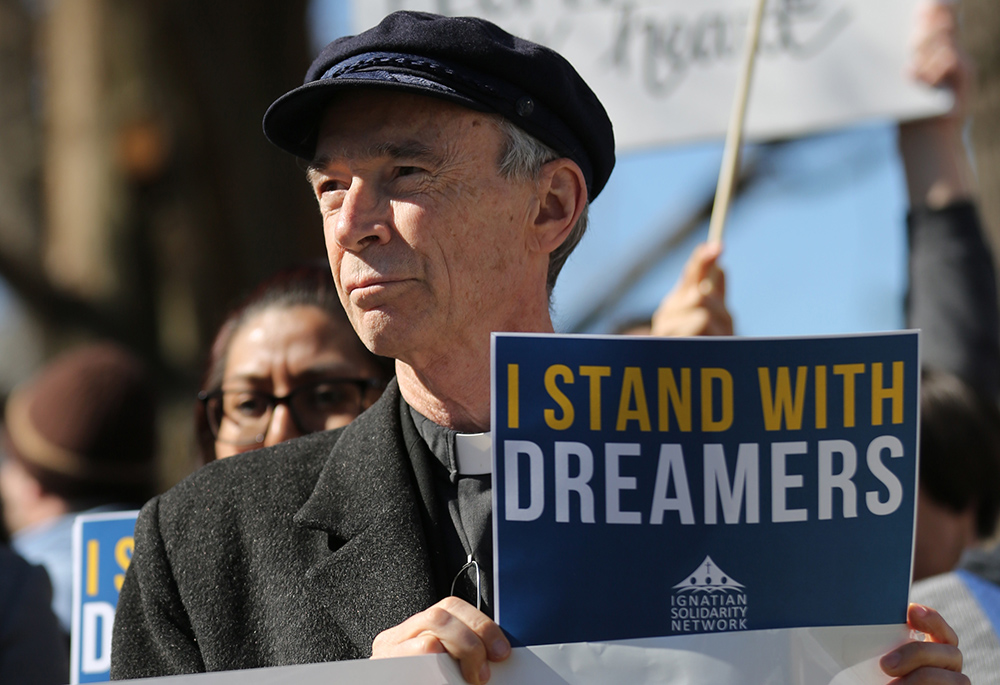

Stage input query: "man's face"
[{"left": 309, "top": 91, "right": 548, "bottom": 366}]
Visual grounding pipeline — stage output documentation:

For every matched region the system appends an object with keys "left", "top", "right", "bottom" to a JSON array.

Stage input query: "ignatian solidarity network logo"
[{"left": 670, "top": 556, "right": 748, "bottom": 634}]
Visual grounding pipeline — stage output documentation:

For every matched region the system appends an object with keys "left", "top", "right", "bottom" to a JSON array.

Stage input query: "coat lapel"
[{"left": 294, "top": 381, "right": 437, "bottom": 655}]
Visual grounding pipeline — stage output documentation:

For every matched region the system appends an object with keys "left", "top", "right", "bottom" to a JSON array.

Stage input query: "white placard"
[
  {"left": 109, "top": 654, "right": 461, "bottom": 685},
  {"left": 109, "top": 624, "right": 908, "bottom": 684},
  {"left": 353, "top": 0, "right": 950, "bottom": 150}
]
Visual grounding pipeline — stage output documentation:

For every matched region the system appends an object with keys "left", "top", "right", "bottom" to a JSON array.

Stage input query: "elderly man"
[{"left": 111, "top": 11, "right": 965, "bottom": 684}]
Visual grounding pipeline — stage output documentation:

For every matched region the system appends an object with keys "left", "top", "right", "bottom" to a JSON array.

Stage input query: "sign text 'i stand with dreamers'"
[{"left": 491, "top": 332, "right": 918, "bottom": 646}]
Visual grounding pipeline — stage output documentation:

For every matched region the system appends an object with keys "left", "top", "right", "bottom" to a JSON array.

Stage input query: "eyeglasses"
[{"left": 199, "top": 377, "right": 386, "bottom": 447}]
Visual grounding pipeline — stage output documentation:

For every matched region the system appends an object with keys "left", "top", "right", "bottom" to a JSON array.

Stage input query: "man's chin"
[{"left": 352, "top": 310, "right": 412, "bottom": 358}]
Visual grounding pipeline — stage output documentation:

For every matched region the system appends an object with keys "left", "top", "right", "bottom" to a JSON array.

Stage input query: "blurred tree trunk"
[
  {"left": 0, "top": 0, "right": 45, "bottom": 388},
  {"left": 0, "top": 0, "right": 40, "bottom": 264},
  {"left": 0, "top": 0, "right": 316, "bottom": 484},
  {"left": 135, "top": 0, "right": 319, "bottom": 373},
  {"left": 961, "top": 0, "right": 1000, "bottom": 250},
  {"left": 41, "top": 0, "right": 317, "bottom": 375}
]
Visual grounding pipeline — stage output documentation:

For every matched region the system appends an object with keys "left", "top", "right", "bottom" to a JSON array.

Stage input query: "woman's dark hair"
[
  {"left": 194, "top": 262, "right": 394, "bottom": 464},
  {"left": 920, "top": 366, "right": 1000, "bottom": 539}
]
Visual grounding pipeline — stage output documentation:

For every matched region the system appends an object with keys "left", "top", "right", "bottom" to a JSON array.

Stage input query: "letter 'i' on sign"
[
  {"left": 815, "top": 365, "right": 827, "bottom": 429},
  {"left": 87, "top": 539, "right": 99, "bottom": 596},
  {"left": 834, "top": 364, "right": 865, "bottom": 427},
  {"left": 508, "top": 364, "right": 519, "bottom": 429}
]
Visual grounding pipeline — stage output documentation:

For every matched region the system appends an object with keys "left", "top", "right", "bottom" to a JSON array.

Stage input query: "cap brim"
[{"left": 263, "top": 76, "right": 490, "bottom": 161}]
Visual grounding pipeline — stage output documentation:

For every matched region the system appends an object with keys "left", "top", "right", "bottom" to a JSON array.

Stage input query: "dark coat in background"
[
  {"left": 0, "top": 544, "right": 69, "bottom": 684},
  {"left": 907, "top": 201, "right": 1000, "bottom": 401},
  {"left": 110, "top": 381, "right": 441, "bottom": 679}
]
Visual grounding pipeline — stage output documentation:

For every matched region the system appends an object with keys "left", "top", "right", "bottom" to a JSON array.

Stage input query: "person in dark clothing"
[
  {"left": 0, "top": 543, "right": 70, "bottom": 684},
  {"left": 914, "top": 368, "right": 1000, "bottom": 580}
]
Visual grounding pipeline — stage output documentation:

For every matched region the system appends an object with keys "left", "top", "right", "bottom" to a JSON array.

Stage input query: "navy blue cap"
[{"left": 263, "top": 11, "right": 615, "bottom": 199}]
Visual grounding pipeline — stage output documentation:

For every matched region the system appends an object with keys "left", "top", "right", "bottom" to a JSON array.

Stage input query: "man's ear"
[{"left": 529, "top": 158, "right": 587, "bottom": 255}]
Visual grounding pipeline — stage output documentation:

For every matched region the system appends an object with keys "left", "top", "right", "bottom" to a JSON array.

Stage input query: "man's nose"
[
  {"left": 331, "top": 178, "right": 392, "bottom": 251},
  {"left": 264, "top": 404, "right": 302, "bottom": 447}
]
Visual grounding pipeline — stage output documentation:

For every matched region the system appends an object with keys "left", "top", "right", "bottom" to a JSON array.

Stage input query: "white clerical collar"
[{"left": 455, "top": 432, "right": 492, "bottom": 475}]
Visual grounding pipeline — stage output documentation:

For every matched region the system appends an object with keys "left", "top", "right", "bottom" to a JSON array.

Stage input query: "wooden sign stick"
[{"left": 707, "top": 0, "right": 768, "bottom": 244}]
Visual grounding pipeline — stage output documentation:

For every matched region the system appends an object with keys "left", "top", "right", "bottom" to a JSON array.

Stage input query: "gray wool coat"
[{"left": 110, "top": 381, "right": 446, "bottom": 679}]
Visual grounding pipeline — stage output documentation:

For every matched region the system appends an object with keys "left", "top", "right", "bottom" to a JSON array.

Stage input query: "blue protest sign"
[
  {"left": 71, "top": 511, "right": 140, "bottom": 683},
  {"left": 491, "top": 332, "right": 918, "bottom": 647}
]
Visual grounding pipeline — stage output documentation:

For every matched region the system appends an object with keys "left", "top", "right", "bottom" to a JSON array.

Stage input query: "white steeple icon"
[{"left": 673, "top": 556, "right": 744, "bottom": 591}]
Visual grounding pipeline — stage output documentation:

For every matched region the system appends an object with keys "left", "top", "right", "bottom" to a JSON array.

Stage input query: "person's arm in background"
[
  {"left": 901, "top": 0, "right": 1000, "bottom": 402},
  {"left": 647, "top": 242, "right": 734, "bottom": 337}
]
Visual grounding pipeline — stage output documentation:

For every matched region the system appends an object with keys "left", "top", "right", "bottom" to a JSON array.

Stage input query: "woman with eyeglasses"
[{"left": 195, "top": 263, "right": 394, "bottom": 463}]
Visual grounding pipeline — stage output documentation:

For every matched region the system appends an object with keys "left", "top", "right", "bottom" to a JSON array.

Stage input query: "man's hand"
[
  {"left": 651, "top": 242, "right": 733, "bottom": 337},
  {"left": 879, "top": 603, "right": 968, "bottom": 684},
  {"left": 371, "top": 597, "right": 511, "bottom": 685}
]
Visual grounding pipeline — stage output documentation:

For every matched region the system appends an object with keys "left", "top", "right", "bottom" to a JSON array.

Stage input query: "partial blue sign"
[
  {"left": 491, "top": 332, "right": 918, "bottom": 647},
  {"left": 71, "top": 511, "right": 139, "bottom": 683}
]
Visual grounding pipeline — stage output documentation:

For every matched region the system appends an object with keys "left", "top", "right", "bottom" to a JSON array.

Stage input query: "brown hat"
[{"left": 3, "top": 342, "right": 157, "bottom": 503}]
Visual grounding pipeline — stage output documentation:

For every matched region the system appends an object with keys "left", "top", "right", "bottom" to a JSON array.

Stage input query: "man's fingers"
[
  {"left": 432, "top": 597, "right": 510, "bottom": 661},
  {"left": 373, "top": 633, "right": 448, "bottom": 658},
  {"left": 425, "top": 598, "right": 509, "bottom": 684},
  {"left": 375, "top": 597, "right": 509, "bottom": 657},
  {"left": 880, "top": 642, "right": 963, "bottom": 679},
  {"left": 908, "top": 603, "right": 959, "bottom": 645},
  {"left": 371, "top": 597, "right": 510, "bottom": 685},
  {"left": 375, "top": 631, "right": 487, "bottom": 685},
  {"left": 879, "top": 604, "right": 966, "bottom": 683},
  {"left": 885, "top": 668, "right": 970, "bottom": 685}
]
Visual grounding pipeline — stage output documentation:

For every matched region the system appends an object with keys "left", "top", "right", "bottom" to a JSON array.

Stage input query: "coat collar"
[{"left": 294, "top": 380, "right": 438, "bottom": 654}]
